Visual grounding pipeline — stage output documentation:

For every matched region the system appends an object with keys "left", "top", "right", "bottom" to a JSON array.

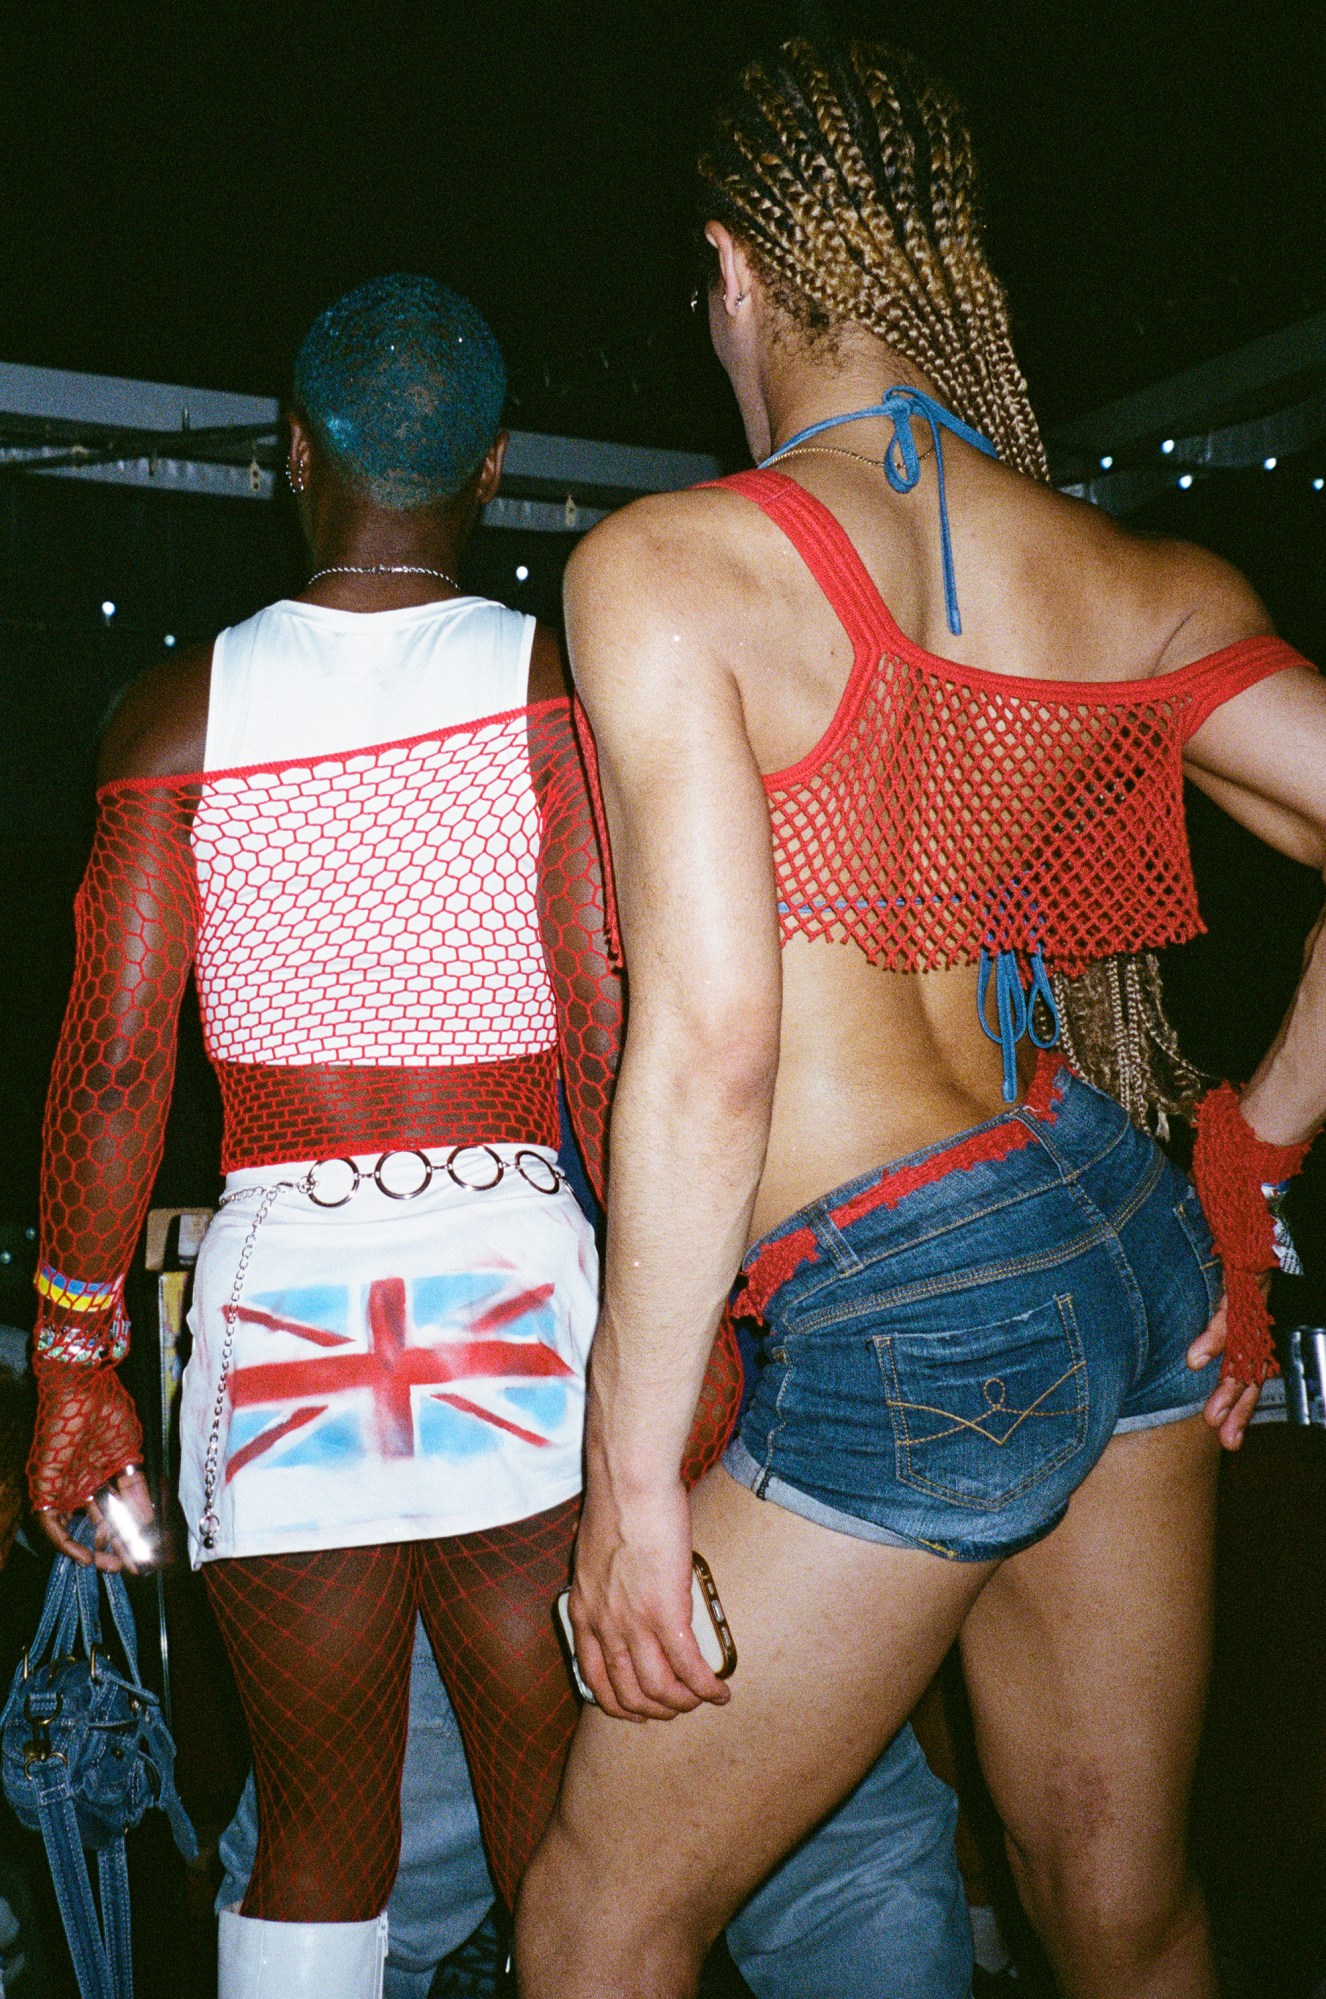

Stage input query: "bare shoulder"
[
  {"left": 1076, "top": 506, "right": 1274, "bottom": 669},
  {"left": 97, "top": 642, "right": 213, "bottom": 785},
  {"left": 1145, "top": 536, "right": 1275, "bottom": 665},
  {"left": 564, "top": 486, "right": 768, "bottom": 673},
  {"left": 567, "top": 486, "right": 756, "bottom": 604}
]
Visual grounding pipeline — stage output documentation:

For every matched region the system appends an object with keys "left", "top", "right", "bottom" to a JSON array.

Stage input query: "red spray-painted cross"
[{"left": 223, "top": 1277, "right": 573, "bottom": 1483}]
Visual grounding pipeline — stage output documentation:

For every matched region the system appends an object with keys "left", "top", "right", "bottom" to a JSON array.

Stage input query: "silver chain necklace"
[{"left": 305, "top": 561, "right": 460, "bottom": 589}]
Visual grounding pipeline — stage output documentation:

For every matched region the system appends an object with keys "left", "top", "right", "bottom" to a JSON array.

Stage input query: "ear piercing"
[{"left": 286, "top": 466, "right": 306, "bottom": 495}]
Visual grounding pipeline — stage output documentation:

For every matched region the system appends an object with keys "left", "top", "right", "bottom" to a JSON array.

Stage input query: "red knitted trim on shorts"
[{"left": 740, "top": 1055, "right": 1066, "bottom": 1321}]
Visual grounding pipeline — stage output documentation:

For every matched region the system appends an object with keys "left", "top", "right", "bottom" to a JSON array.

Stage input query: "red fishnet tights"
[{"left": 205, "top": 1498, "right": 581, "bottom": 1922}]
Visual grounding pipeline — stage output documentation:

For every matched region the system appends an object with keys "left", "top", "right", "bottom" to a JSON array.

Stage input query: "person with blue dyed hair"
[{"left": 292, "top": 274, "right": 508, "bottom": 513}]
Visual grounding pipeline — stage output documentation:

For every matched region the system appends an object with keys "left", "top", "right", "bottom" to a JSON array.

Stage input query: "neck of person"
[
  {"left": 301, "top": 492, "right": 474, "bottom": 611},
  {"left": 750, "top": 327, "right": 941, "bottom": 468}
]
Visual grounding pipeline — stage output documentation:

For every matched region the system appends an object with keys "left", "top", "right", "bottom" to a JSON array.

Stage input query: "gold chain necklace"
[{"left": 774, "top": 439, "right": 931, "bottom": 473}]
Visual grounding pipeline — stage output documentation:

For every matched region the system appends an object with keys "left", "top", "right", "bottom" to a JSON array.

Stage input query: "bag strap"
[
  {"left": 97, "top": 1844, "right": 134, "bottom": 1999},
  {"left": 22, "top": 1748, "right": 123, "bottom": 1999}
]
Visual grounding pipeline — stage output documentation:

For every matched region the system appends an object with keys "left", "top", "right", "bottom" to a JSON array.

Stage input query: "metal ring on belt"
[
  {"left": 514, "top": 1148, "right": 563, "bottom": 1195},
  {"left": 445, "top": 1144, "right": 507, "bottom": 1192},
  {"left": 306, "top": 1157, "right": 362, "bottom": 1208},
  {"left": 373, "top": 1149, "right": 434, "bottom": 1200}
]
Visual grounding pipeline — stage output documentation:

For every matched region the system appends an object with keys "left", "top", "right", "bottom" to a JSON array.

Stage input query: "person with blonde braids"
[{"left": 518, "top": 35, "right": 1326, "bottom": 1999}]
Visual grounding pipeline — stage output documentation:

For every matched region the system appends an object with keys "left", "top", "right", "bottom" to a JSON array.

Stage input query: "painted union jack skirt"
[{"left": 178, "top": 1144, "right": 598, "bottom": 1564}]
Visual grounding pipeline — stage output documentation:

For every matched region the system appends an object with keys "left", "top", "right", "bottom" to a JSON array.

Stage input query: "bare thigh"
[
  {"left": 517, "top": 1466, "right": 990, "bottom": 1995},
  {"left": 961, "top": 1415, "right": 1220, "bottom": 1987}
]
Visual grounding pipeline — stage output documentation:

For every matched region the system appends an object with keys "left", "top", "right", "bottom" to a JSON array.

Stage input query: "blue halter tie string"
[
  {"left": 760, "top": 385, "right": 998, "bottom": 635},
  {"left": 977, "top": 947, "right": 1062, "bottom": 1103}
]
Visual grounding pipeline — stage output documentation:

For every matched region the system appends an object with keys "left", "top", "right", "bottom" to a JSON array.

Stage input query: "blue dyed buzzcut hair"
[{"left": 292, "top": 274, "right": 507, "bottom": 509}]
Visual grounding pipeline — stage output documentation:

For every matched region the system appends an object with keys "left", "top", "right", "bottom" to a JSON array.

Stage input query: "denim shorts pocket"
[
  {"left": 874, "top": 1295, "right": 1088, "bottom": 1511},
  {"left": 1173, "top": 1186, "right": 1223, "bottom": 1319}
]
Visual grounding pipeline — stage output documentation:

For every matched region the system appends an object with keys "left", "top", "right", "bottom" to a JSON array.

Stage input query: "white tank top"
[{"left": 204, "top": 594, "right": 535, "bottom": 771}]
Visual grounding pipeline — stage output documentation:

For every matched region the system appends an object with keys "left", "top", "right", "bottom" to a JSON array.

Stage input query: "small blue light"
[
  {"left": 1315, "top": 478, "right": 1325, "bottom": 492},
  {"left": 1178, "top": 474, "right": 1194, "bottom": 490},
  {"left": 164, "top": 633, "right": 177, "bottom": 648},
  {"left": 1161, "top": 438, "right": 1175, "bottom": 455},
  {"left": 515, "top": 564, "right": 530, "bottom": 583},
  {"left": 1263, "top": 456, "right": 1277, "bottom": 471},
  {"left": 100, "top": 600, "right": 116, "bottom": 621},
  {"left": 1099, "top": 454, "right": 1114, "bottom": 470}
]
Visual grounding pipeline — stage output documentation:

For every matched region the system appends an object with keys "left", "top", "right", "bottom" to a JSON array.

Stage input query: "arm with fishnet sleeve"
[
  {"left": 30, "top": 779, "right": 201, "bottom": 1510},
  {"left": 529, "top": 699, "right": 741, "bottom": 1487}
]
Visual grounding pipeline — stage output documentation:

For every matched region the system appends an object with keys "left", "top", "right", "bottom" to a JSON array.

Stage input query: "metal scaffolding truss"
[
  {"left": 0, "top": 360, "right": 720, "bottom": 530},
  {"left": 1048, "top": 310, "right": 1326, "bottom": 512}
]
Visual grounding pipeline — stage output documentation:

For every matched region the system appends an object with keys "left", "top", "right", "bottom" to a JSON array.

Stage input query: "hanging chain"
[{"left": 198, "top": 1174, "right": 309, "bottom": 1549}]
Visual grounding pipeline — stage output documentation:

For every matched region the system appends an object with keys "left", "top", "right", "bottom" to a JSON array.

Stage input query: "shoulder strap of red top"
[
  {"left": 1178, "top": 634, "right": 1317, "bottom": 739},
  {"left": 700, "top": 469, "right": 897, "bottom": 655}
]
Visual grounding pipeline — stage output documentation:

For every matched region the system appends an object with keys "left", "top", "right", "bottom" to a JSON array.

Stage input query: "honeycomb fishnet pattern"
[
  {"left": 1192, "top": 1082, "right": 1311, "bottom": 1386},
  {"left": 39, "top": 783, "right": 200, "bottom": 1335},
  {"left": 190, "top": 712, "right": 556, "bottom": 1071},
  {"left": 205, "top": 1502, "right": 581, "bottom": 1920},
  {"left": 28, "top": 1360, "right": 144, "bottom": 1512},
  {"left": 35, "top": 700, "right": 617, "bottom": 1508},
  {"left": 528, "top": 702, "right": 623, "bottom": 1197},
  {"left": 530, "top": 703, "right": 743, "bottom": 1471}
]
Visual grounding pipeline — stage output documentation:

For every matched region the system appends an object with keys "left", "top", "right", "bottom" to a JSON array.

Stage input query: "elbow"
[{"left": 666, "top": 1006, "right": 780, "bottom": 1124}]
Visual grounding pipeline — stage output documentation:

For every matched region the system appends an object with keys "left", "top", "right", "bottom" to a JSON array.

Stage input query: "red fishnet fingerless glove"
[
  {"left": 29, "top": 1356, "right": 144, "bottom": 1512},
  {"left": 1191, "top": 1083, "right": 1311, "bottom": 1387}
]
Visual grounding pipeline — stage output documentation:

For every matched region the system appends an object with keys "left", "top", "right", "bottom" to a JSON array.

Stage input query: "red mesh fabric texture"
[
  {"left": 414, "top": 1496, "right": 581, "bottom": 1909},
  {"left": 707, "top": 472, "right": 1310, "bottom": 979},
  {"left": 206, "top": 1541, "right": 416, "bottom": 1923},
  {"left": 681, "top": 1308, "right": 743, "bottom": 1489},
  {"left": 1191, "top": 1082, "right": 1311, "bottom": 1386},
  {"left": 528, "top": 702, "right": 622, "bottom": 1198},
  {"left": 205, "top": 1500, "right": 580, "bottom": 1920},
  {"left": 27, "top": 1361, "right": 144, "bottom": 1513}
]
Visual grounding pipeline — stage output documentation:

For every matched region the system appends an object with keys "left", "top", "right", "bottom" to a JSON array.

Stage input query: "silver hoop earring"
[{"left": 286, "top": 466, "right": 305, "bottom": 495}]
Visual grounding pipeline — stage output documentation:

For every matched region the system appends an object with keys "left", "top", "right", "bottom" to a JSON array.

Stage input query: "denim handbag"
[{"left": 1, "top": 1521, "right": 197, "bottom": 1999}]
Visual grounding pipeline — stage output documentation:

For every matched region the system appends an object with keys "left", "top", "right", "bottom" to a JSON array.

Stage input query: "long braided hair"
[{"left": 697, "top": 38, "right": 1206, "bottom": 1133}]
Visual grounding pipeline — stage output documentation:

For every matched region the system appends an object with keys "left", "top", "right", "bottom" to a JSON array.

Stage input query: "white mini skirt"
[{"left": 178, "top": 1143, "right": 597, "bottom": 1566}]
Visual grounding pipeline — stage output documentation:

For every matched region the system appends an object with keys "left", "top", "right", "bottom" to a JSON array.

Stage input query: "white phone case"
[{"left": 556, "top": 1557, "right": 736, "bottom": 1703}]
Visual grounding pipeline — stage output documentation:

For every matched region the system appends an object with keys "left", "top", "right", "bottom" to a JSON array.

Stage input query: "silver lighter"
[{"left": 1284, "top": 1327, "right": 1326, "bottom": 1428}]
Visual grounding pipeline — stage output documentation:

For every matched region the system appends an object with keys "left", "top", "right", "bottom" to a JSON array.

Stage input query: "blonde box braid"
[{"left": 698, "top": 37, "right": 1205, "bottom": 1132}]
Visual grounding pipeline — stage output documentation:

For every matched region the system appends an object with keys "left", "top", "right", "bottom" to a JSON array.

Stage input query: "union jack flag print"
[{"left": 223, "top": 1270, "right": 576, "bottom": 1484}]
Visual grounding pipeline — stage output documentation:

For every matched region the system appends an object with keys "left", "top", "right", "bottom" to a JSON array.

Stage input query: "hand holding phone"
[{"left": 556, "top": 1550, "right": 737, "bottom": 1705}]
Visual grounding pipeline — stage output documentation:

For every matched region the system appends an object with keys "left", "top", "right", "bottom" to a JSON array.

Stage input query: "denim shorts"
[{"left": 723, "top": 1060, "right": 1223, "bottom": 1563}]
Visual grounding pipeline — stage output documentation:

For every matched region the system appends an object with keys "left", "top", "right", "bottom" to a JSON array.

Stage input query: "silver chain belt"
[{"left": 197, "top": 1145, "right": 565, "bottom": 1549}]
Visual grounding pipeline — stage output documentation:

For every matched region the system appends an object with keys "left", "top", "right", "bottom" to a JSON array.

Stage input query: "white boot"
[{"left": 218, "top": 1908, "right": 388, "bottom": 1999}]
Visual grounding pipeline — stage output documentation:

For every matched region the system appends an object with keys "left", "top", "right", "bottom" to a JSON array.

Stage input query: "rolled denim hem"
[
  {"left": 1113, "top": 1396, "right": 1211, "bottom": 1435},
  {"left": 723, "top": 1436, "right": 1043, "bottom": 1564}
]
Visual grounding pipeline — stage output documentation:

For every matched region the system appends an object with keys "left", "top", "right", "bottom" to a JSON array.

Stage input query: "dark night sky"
[{"left": 2, "top": 0, "right": 1324, "bottom": 454}]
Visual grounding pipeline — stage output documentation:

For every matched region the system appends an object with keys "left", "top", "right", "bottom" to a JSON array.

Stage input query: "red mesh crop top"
[{"left": 707, "top": 469, "right": 1309, "bottom": 980}]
